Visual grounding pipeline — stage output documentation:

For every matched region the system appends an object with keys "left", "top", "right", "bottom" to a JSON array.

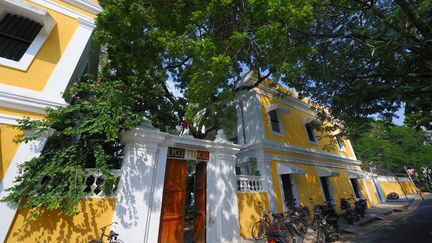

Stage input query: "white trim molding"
[
  {"left": 243, "top": 139, "right": 362, "bottom": 165},
  {"left": 0, "top": 113, "right": 22, "bottom": 125},
  {"left": 0, "top": 0, "right": 56, "bottom": 71},
  {"left": 64, "top": 0, "right": 102, "bottom": 14},
  {"left": 30, "top": 0, "right": 95, "bottom": 26},
  {"left": 265, "top": 154, "right": 361, "bottom": 171},
  {"left": 0, "top": 86, "right": 67, "bottom": 114}
]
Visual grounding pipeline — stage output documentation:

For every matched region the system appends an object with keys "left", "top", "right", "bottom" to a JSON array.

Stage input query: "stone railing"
[
  {"left": 83, "top": 169, "right": 121, "bottom": 197},
  {"left": 236, "top": 175, "right": 265, "bottom": 192}
]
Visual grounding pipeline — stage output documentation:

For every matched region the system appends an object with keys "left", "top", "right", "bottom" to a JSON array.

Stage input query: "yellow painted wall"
[
  {"left": 290, "top": 163, "right": 327, "bottom": 216},
  {"left": 328, "top": 169, "right": 356, "bottom": 213},
  {"left": 258, "top": 93, "right": 356, "bottom": 159},
  {"left": 360, "top": 178, "right": 380, "bottom": 207},
  {"left": 5, "top": 198, "right": 116, "bottom": 243},
  {"left": 0, "top": 1, "right": 79, "bottom": 91},
  {"left": 379, "top": 180, "right": 416, "bottom": 198},
  {"left": 0, "top": 107, "right": 45, "bottom": 120},
  {"left": 400, "top": 180, "right": 417, "bottom": 194},
  {"left": 270, "top": 159, "right": 375, "bottom": 215},
  {"left": 0, "top": 125, "right": 22, "bottom": 181},
  {"left": 271, "top": 161, "right": 326, "bottom": 215},
  {"left": 237, "top": 192, "right": 270, "bottom": 239}
]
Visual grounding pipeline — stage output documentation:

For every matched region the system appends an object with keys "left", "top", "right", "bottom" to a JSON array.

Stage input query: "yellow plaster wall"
[
  {"left": 0, "top": 2, "right": 79, "bottom": 91},
  {"left": 328, "top": 169, "right": 356, "bottom": 213},
  {"left": 360, "top": 178, "right": 380, "bottom": 207},
  {"left": 270, "top": 161, "right": 324, "bottom": 214},
  {"left": 0, "top": 107, "right": 45, "bottom": 120},
  {"left": 237, "top": 192, "right": 270, "bottom": 239},
  {"left": 270, "top": 159, "right": 374, "bottom": 215},
  {"left": 5, "top": 198, "right": 116, "bottom": 243},
  {"left": 0, "top": 124, "right": 22, "bottom": 181},
  {"left": 258, "top": 94, "right": 356, "bottom": 159},
  {"left": 378, "top": 180, "right": 416, "bottom": 197}
]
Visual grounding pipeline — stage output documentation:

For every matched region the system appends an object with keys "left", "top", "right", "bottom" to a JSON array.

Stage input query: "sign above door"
[{"left": 168, "top": 147, "right": 209, "bottom": 161}]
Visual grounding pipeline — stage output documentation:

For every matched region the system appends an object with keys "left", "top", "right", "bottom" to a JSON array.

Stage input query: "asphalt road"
[{"left": 351, "top": 195, "right": 432, "bottom": 243}]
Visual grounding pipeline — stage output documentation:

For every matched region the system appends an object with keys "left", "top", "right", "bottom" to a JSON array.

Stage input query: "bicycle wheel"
[
  {"left": 316, "top": 226, "right": 325, "bottom": 243},
  {"left": 251, "top": 221, "right": 268, "bottom": 240}
]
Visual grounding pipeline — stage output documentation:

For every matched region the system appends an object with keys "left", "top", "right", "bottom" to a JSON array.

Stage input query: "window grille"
[{"left": 0, "top": 13, "right": 43, "bottom": 61}]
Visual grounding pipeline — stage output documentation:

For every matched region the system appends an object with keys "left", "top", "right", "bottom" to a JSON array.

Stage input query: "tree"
[
  {"left": 289, "top": 0, "right": 432, "bottom": 132},
  {"left": 352, "top": 121, "right": 432, "bottom": 175}
]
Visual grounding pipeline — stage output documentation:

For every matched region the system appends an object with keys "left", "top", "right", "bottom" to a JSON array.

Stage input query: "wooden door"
[
  {"left": 159, "top": 159, "right": 187, "bottom": 243},
  {"left": 193, "top": 161, "right": 206, "bottom": 242}
]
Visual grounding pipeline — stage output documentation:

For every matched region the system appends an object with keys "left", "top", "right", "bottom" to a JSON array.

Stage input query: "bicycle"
[
  {"left": 251, "top": 202, "right": 273, "bottom": 240},
  {"left": 309, "top": 198, "right": 339, "bottom": 243},
  {"left": 88, "top": 222, "right": 121, "bottom": 243}
]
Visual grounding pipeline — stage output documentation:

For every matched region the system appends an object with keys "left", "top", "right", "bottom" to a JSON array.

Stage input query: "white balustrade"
[
  {"left": 83, "top": 169, "right": 121, "bottom": 197},
  {"left": 236, "top": 175, "right": 265, "bottom": 192}
]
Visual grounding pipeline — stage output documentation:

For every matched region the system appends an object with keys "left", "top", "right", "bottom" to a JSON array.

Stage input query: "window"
[
  {"left": 319, "top": 177, "right": 335, "bottom": 204},
  {"left": 269, "top": 110, "right": 280, "bottom": 133},
  {"left": 305, "top": 122, "right": 317, "bottom": 143},
  {"left": 336, "top": 135, "right": 345, "bottom": 151},
  {"left": 0, "top": 0, "right": 55, "bottom": 70},
  {"left": 0, "top": 13, "right": 43, "bottom": 61}
]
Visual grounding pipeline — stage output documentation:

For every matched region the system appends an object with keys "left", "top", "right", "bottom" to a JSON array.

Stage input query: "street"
[{"left": 350, "top": 195, "right": 432, "bottom": 243}]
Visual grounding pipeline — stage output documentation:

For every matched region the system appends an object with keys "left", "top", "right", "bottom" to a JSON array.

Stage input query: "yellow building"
[
  {"left": 0, "top": 1, "right": 115, "bottom": 242},
  {"left": 234, "top": 72, "right": 385, "bottom": 238}
]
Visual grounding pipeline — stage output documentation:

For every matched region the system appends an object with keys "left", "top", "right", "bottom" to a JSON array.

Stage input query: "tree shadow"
[{"left": 5, "top": 198, "right": 115, "bottom": 243}]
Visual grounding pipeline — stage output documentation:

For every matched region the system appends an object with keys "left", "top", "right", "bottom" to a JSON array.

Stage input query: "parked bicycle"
[
  {"left": 309, "top": 198, "right": 339, "bottom": 243},
  {"left": 252, "top": 202, "right": 306, "bottom": 242},
  {"left": 88, "top": 222, "right": 120, "bottom": 243}
]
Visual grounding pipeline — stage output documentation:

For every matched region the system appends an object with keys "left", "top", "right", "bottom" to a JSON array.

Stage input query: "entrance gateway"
[
  {"left": 111, "top": 121, "right": 241, "bottom": 243},
  {"left": 159, "top": 147, "right": 209, "bottom": 243}
]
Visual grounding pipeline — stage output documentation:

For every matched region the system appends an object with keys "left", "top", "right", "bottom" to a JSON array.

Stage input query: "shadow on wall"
[
  {"left": 5, "top": 198, "right": 116, "bottom": 243},
  {"left": 36, "top": 25, "right": 62, "bottom": 65},
  {"left": 112, "top": 144, "right": 167, "bottom": 241},
  {"left": 237, "top": 192, "right": 269, "bottom": 239}
]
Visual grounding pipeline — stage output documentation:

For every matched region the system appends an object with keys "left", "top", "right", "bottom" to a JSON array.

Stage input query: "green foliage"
[
  {"left": 352, "top": 121, "right": 432, "bottom": 172},
  {"left": 1, "top": 78, "right": 141, "bottom": 217},
  {"left": 287, "top": 0, "right": 432, "bottom": 132}
]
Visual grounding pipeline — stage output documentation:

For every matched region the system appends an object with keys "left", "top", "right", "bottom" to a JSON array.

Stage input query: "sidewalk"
[
  {"left": 242, "top": 194, "right": 423, "bottom": 243},
  {"left": 337, "top": 194, "right": 422, "bottom": 242}
]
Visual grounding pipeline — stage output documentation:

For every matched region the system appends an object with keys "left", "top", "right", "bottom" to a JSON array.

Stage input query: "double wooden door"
[{"left": 158, "top": 159, "right": 206, "bottom": 243}]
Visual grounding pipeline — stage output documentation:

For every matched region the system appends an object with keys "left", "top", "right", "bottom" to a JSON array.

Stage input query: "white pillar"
[
  {"left": 207, "top": 130, "right": 241, "bottom": 243},
  {"left": 0, "top": 130, "right": 49, "bottom": 242},
  {"left": 112, "top": 121, "right": 167, "bottom": 243}
]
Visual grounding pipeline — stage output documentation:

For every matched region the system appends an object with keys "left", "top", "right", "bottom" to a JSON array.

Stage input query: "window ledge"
[{"left": 270, "top": 129, "right": 285, "bottom": 137}]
